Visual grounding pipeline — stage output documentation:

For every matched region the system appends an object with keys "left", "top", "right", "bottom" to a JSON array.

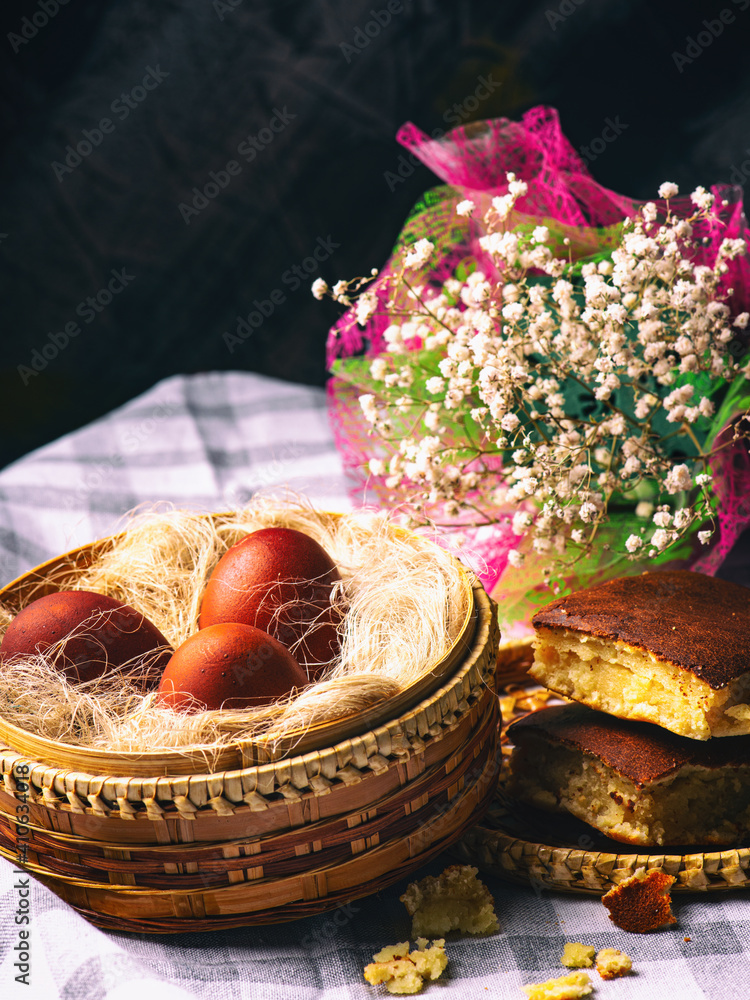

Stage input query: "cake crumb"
[
  {"left": 400, "top": 865, "right": 499, "bottom": 937},
  {"left": 521, "top": 970, "right": 592, "bottom": 999},
  {"left": 684, "top": 936, "right": 691, "bottom": 942},
  {"left": 363, "top": 939, "right": 447, "bottom": 994},
  {"left": 561, "top": 942, "right": 595, "bottom": 968},
  {"left": 601, "top": 866, "right": 676, "bottom": 932},
  {"left": 595, "top": 947, "right": 632, "bottom": 979}
]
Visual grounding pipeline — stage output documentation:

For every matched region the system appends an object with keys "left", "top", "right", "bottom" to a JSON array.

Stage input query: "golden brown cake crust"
[
  {"left": 508, "top": 703, "right": 750, "bottom": 787},
  {"left": 531, "top": 570, "right": 750, "bottom": 689},
  {"left": 601, "top": 869, "right": 676, "bottom": 932}
]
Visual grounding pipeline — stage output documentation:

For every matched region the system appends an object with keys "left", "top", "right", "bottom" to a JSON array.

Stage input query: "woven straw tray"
[{"left": 455, "top": 638, "right": 750, "bottom": 895}]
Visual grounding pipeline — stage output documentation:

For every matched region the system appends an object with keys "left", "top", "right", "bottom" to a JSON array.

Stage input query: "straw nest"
[{"left": 0, "top": 499, "right": 471, "bottom": 755}]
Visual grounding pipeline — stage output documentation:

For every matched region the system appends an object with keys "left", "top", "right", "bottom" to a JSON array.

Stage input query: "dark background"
[{"left": 1, "top": 0, "right": 749, "bottom": 470}]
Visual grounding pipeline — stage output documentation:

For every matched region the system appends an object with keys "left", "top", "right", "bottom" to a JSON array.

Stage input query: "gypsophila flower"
[
  {"left": 359, "top": 394, "right": 377, "bottom": 424},
  {"left": 698, "top": 529, "right": 713, "bottom": 544},
  {"left": 356, "top": 292, "right": 378, "bottom": 326},
  {"left": 719, "top": 238, "right": 746, "bottom": 260},
  {"left": 664, "top": 464, "right": 693, "bottom": 494},
  {"left": 404, "top": 239, "right": 434, "bottom": 269},
  {"left": 651, "top": 528, "right": 671, "bottom": 551},
  {"left": 322, "top": 177, "right": 750, "bottom": 583},
  {"left": 512, "top": 510, "right": 532, "bottom": 534},
  {"left": 690, "top": 186, "right": 715, "bottom": 211},
  {"left": 370, "top": 358, "right": 387, "bottom": 380},
  {"left": 626, "top": 534, "right": 644, "bottom": 553},
  {"left": 311, "top": 278, "right": 328, "bottom": 300},
  {"left": 658, "top": 182, "right": 679, "bottom": 200},
  {"left": 579, "top": 503, "right": 598, "bottom": 523},
  {"left": 673, "top": 508, "right": 692, "bottom": 528}
]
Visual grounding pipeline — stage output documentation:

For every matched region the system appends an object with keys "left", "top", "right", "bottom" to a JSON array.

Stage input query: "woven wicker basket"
[
  {"left": 0, "top": 518, "right": 501, "bottom": 932},
  {"left": 455, "top": 639, "right": 750, "bottom": 895}
]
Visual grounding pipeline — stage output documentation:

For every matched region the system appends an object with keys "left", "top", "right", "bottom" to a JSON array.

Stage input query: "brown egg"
[
  {"left": 0, "top": 590, "right": 172, "bottom": 685},
  {"left": 199, "top": 527, "right": 342, "bottom": 680},
  {"left": 156, "top": 622, "right": 308, "bottom": 711}
]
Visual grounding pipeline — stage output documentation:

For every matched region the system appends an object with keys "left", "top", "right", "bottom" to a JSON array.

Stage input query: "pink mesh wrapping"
[
  {"left": 327, "top": 106, "right": 750, "bottom": 625},
  {"left": 693, "top": 423, "right": 750, "bottom": 574},
  {"left": 396, "top": 108, "right": 634, "bottom": 225}
]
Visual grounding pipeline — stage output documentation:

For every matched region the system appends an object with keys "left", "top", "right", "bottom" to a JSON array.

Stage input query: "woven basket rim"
[
  {"left": 0, "top": 581, "right": 496, "bottom": 799},
  {"left": 460, "top": 805, "right": 750, "bottom": 894},
  {"left": 0, "top": 511, "right": 478, "bottom": 775},
  {"left": 472, "top": 819, "right": 750, "bottom": 867}
]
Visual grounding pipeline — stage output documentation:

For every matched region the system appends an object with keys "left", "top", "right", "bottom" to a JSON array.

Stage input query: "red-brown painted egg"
[
  {"left": 156, "top": 622, "right": 308, "bottom": 712},
  {"left": 0, "top": 590, "right": 172, "bottom": 684},
  {"left": 199, "top": 527, "right": 341, "bottom": 680}
]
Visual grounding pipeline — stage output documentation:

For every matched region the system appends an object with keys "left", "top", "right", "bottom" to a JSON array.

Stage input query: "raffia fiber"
[{"left": 0, "top": 500, "right": 471, "bottom": 755}]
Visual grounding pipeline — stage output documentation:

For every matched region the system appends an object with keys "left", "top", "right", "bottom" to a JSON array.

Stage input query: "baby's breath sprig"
[{"left": 316, "top": 178, "right": 750, "bottom": 580}]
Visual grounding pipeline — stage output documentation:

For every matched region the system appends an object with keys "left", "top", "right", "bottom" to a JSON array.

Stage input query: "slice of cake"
[
  {"left": 507, "top": 703, "right": 750, "bottom": 845},
  {"left": 529, "top": 570, "right": 750, "bottom": 740}
]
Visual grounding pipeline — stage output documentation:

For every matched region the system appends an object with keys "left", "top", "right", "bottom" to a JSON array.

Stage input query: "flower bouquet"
[{"left": 317, "top": 107, "right": 750, "bottom": 634}]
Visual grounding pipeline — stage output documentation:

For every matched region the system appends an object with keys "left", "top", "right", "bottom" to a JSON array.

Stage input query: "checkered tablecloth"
[{"left": 1, "top": 372, "right": 748, "bottom": 1000}]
